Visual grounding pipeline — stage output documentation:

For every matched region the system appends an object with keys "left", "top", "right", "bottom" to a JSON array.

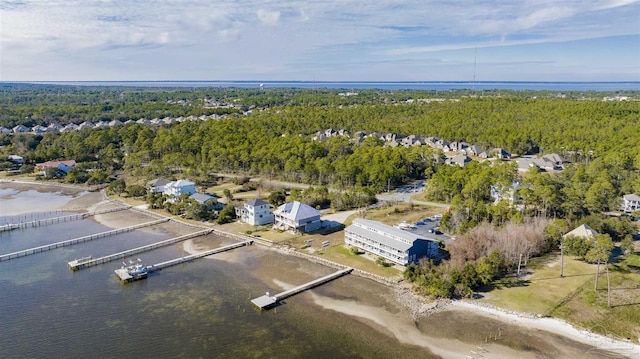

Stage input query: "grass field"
[
  {"left": 478, "top": 253, "right": 596, "bottom": 315},
  {"left": 479, "top": 251, "right": 640, "bottom": 343}
]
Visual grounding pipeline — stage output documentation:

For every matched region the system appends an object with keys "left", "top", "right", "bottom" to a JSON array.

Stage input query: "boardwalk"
[
  {"left": 0, "top": 206, "right": 131, "bottom": 232},
  {"left": 251, "top": 267, "right": 353, "bottom": 309},
  {"left": 0, "top": 218, "right": 169, "bottom": 262},
  {"left": 115, "top": 240, "right": 253, "bottom": 283},
  {"left": 68, "top": 229, "right": 213, "bottom": 270}
]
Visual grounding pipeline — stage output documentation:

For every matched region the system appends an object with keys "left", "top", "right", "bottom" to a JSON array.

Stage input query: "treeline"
[{"left": 427, "top": 154, "right": 640, "bottom": 233}]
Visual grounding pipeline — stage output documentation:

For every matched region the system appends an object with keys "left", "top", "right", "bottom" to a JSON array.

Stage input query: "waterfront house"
[
  {"left": 147, "top": 177, "right": 170, "bottom": 194},
  {"left": 621, "top": 194, "right": 640, "bottom": 213},
  {"left": 163, "top": 179, "right": 196, "bottom": 202},
  {"left": 344, "top": 218, "right": 439, "bottom": 266},
  {"left": 190, "top": 193, "right": 222, "bottom": 210},
  {"left": 273, "top": 201, "right": 322, "bottom": 233},
  {"left": 35, "top": 160, "right": 76, "bottom": 175},
  {"left": 8, "top": 155, "right": 24, "bottom": 165},
  {"left": 236, "top": 198, "right": 274, "bottom": 226}
]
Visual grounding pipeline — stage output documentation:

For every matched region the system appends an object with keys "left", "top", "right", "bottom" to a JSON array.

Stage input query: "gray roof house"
[
  {"left": 147, "top": 177, "right": 171, "bottom": 194},
  {"left": 621, "top": 194, "right": 640, "bottom": 213},
  {"left": 273, "top": 201, "right": 322, "bottom": 233},
  {"left": 446, "top": 153, "right": 472, "bottom": 167}
]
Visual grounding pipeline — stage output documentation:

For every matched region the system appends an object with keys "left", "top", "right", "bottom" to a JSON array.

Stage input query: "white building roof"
[
  {"left": 564, "top": 224, "right": 598, "bottom": 239},
  {"left": 623, "top": 194, "right": 640, "bottom": 202},
  {"left": 273, "top": 201, "right": 320, "bottom": 221},
  {"left": 347, "top": 218, "right": 436, "bottom": 252}
]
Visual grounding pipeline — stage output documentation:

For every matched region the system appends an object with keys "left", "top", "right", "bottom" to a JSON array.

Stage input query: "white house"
[
  {"left": 345, "top": 218, "right": 439, "bottom": 266},
  {"left": 273, "top": 201, "right": 322, "bottom": 233},
  {"left": 236, "top": 198, "right": 274, "bottom": 226},
  {"left": 621, "top": 194, "right": 640, "bottom": 213},
  {"left": 163, "top": 179, "right": 196, "bottom": 202}
]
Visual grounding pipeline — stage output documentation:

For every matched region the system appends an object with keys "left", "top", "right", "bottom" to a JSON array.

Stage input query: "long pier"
[
  {"left": 68, "top": 229, "right": 213, "bottom": 270},
  {"left": 251, "top": 267, "right": 353, "bottom": 309},
  {"left": 0, "top": 218, "right": 169, "bottom": 262},
  {"left": 148, "top": 240, "right": 253, "bottom": 273},
  {"left": 115, "top": 240, "right": 253, "bottom": 283},
  {"left": 0, "top": 206, "right": 131, "bottom": 233}
]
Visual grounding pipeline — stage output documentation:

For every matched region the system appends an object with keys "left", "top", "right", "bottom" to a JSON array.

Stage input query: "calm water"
[
  {"left": 0, "top": 187, "right": 432, "bottom": 359},
  {"left": 20, "top": 80, "right": 640, "bottom": 91}
]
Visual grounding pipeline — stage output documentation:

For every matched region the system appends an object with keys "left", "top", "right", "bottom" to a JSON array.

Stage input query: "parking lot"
[{"left": 402, "top": 216, "right": 452, "bottom": 243}]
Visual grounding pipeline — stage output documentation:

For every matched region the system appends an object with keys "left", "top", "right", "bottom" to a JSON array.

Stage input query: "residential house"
[
  {"left": 77, "top": 121, "right": 95, "bottom": 130},
  {"left": 12, "top": 125, "right": 29, "bottom": 133},
  {"left": 344, "top": 218, "right": 439, "bottom": 266},
  {"left": 190, "top": 193, "right": 222, "bottom": 210},
  {"left": 236, "top": 198, "right": 274, "bottom": 226},
  {"left": 8, "top": 155, "right": 24, "bottom": 165},
  {"left": 31, "top": 125, "right": 48, "bottom": 134},
  {"left": 490, "top": 181, "right": 521, "bottom": 204},
  {"left": 491, "top": 148, "right": 511, "bottom": 159},
  {"left": 163, "top": 179, "right": 196, "bottom": 202},
  {"left": 446, "top": 153, "right": 472, "bottom": 167},
  {"left": 35, "top": 159, "right": 76, "bottom": 174},
  {"left": 0, "top": 127, "right": 11, "bottom": 134},
  {"left": 563, "top": 224, "right": 598, "bottom": 240},
  {"left": 621, "top": 194, "right": 640, "bottom": 213},
  {"left": 273, "top": 201, "right": 322, "bottom": 233},
  {"left": 147, "top": 177, "right": 170, "bottom": 194}
]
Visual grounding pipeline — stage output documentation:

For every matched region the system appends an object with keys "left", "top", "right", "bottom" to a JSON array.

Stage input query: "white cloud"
[
  {"left": 256, "top": 9, "right": 281, "bottom": 26},
  {"left": 0, "top": 0, "right": 638, "bottom": 81}
]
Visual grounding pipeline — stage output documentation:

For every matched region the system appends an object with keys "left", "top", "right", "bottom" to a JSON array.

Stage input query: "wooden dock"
[
  {"left": 0, "top": 206, "right": 131, "bottom": 232},
  {"left": 251, "top": 267, "right": 353, "bottom": 309},
  {"left": 0, "top": 218, "right": 169, "bottom": 262},
  {"left": 68, "top": 229, "right": 213, "bottom": 270},
  {"left": 147, "top": 240, "right": 253, "bottom": 273},
  {"left": 115, "top": 240, "right": 253, "bottom": 283}
]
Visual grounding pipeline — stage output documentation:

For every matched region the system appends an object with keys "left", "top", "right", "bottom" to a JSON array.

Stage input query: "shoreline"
[{"left": 5, "top": 180, "right": 639, "bottom": 358}]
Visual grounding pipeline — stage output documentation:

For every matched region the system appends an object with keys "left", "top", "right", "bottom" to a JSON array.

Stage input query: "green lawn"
[{"left": 479, "top": 254, "right": 596, "bottom": 315}]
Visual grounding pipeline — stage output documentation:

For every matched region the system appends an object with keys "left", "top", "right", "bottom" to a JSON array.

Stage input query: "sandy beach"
[{"left": 4, "top": 180, "right": 639, "bottom": 358}]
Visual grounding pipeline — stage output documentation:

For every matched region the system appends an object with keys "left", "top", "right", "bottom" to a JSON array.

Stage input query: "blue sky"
[{"left": 1, "top": 0, "right": 639, "bottom": 81}]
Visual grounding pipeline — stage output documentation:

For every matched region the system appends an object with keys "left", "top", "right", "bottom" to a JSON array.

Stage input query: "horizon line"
[{"left": 3, "top": 80, "right": 640, "bottom": 84}]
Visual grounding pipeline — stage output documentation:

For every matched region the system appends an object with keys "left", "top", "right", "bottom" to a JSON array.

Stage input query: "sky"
[{"left": 1, "top": 0, "right": 639, "bottom": 82}]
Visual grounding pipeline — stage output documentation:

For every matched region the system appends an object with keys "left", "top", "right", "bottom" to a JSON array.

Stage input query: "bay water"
[{"left": 0, "top": 186, "right": 432, "bottom": 358}]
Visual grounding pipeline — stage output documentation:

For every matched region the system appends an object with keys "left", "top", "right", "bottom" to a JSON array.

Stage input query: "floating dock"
[
  {"left": 0, "top": 206, "right": 131, "bottom": 232},
  {"left": 68, "top": 229, "right": 213, "bottom": 270},
  {"left": 115, "top": 240, "right": 253, "bottom": 283},
  {"left": 251, "top": 267, "right": 353, "bottom": 309},
  {"left": 0, "top": 218, "right": 169, "bottom": 262}
]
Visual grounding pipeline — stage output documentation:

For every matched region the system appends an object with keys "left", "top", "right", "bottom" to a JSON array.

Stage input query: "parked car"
[{"left": 415, "top": 221, "right": 425, "bottom": 226}]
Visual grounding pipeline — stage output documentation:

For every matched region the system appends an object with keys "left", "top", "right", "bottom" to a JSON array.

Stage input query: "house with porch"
[
  {"left": 621, "top": 194, "right": 640, "bottom": 213},
  {"left": 273, "top": 201, "right": 321, "bottom": 233},
  {"left": 236, "top": 198, "right": 274, "bottom": 226},
  {"left": 163, "top": 179, "right": 196, "bottom": 202},
  {"left": 147, "top": 177, "right": 170, "bottom": 194},
  {"left": 344, "top": 218, "right": 439, "bottom": 266}
]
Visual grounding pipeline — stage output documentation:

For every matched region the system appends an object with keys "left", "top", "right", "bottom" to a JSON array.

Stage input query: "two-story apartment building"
[{"left": 345, "top": 218, "right": 439, "bottom": 266}]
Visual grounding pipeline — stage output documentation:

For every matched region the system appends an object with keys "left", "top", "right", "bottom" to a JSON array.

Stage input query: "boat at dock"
[{"left": 114, "top": 260, "right": 148, "bottom": 283}]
